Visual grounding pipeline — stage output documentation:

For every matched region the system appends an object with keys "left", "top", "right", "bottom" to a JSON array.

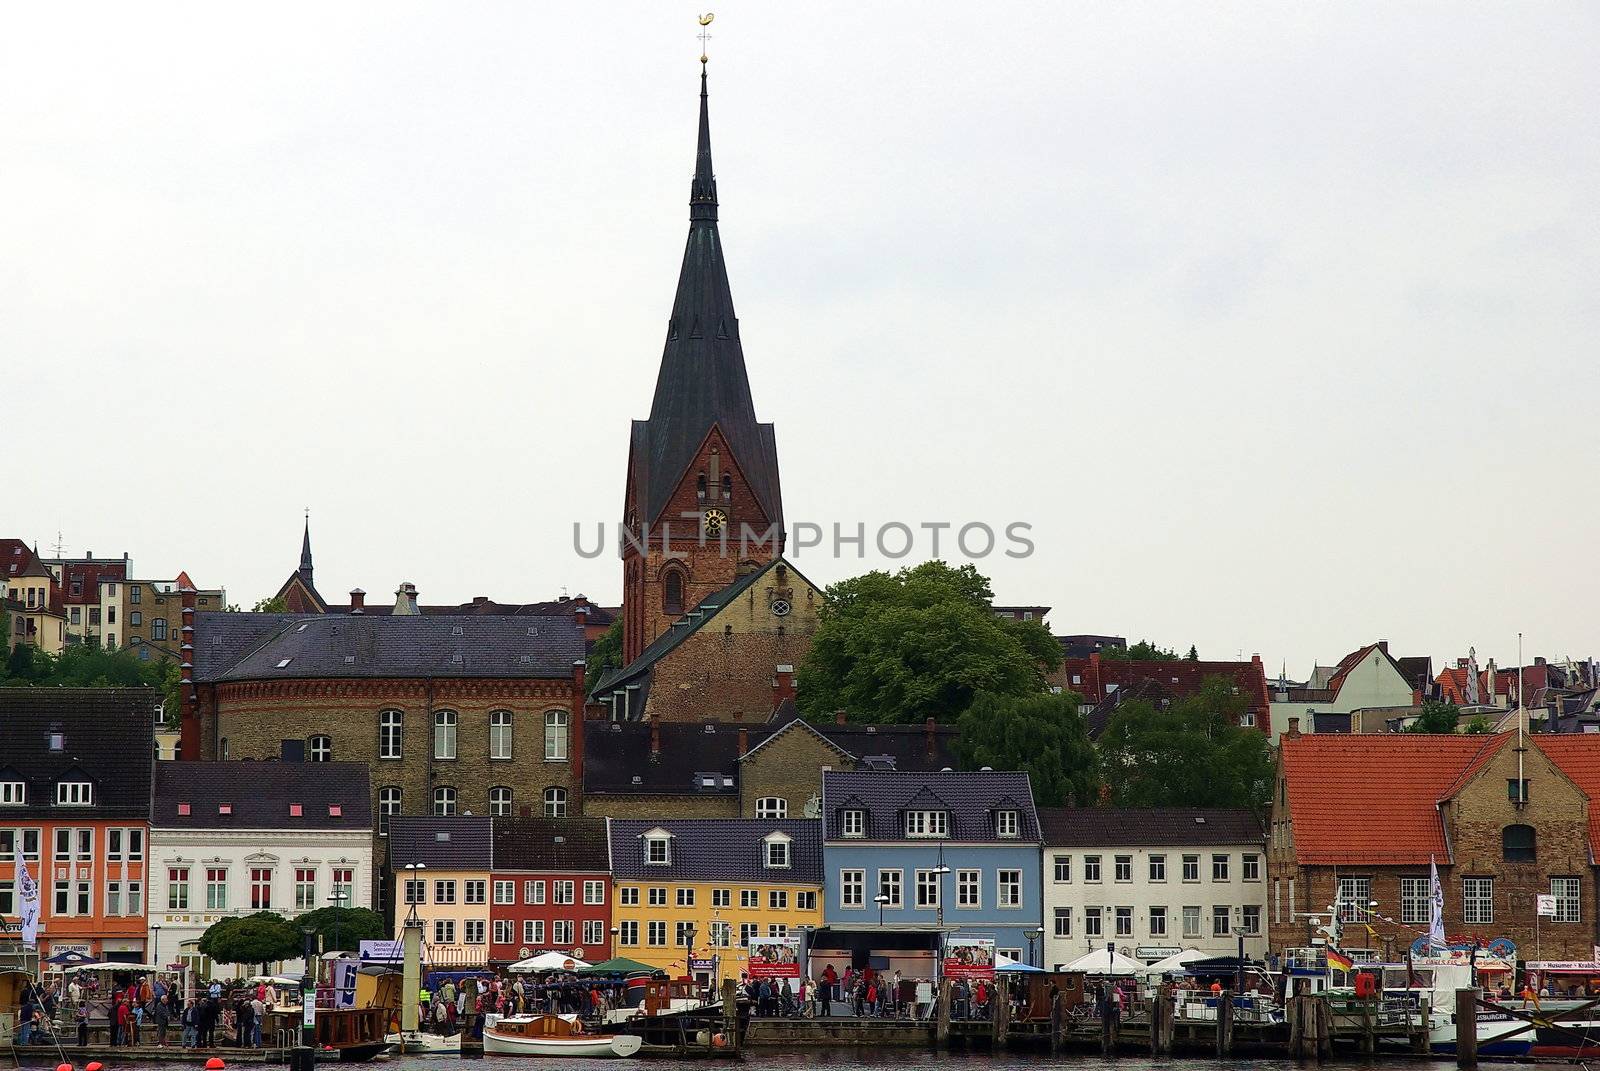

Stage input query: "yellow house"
[
  {"left": 610, "top": 819, "right": 821, "bottom": 986},
  {"left": 4, "top": 546, "right": 66, "bottom": 655},
  {"left": 389, "top": 816, "right": 493, "bottom": 968}
]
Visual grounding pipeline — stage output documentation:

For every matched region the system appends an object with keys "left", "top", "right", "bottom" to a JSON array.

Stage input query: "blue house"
[{"left": 815, "top": 770, "right": 1044, "bottom": 978}]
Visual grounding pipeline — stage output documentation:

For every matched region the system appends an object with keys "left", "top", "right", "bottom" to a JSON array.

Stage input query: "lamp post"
[
  {"left": 875, "top": 893, "right": 890, "bottom": 928},
  {"left": 327, "top": 889, "right": 350, "bottom": 954},
  {"left": 152, "top": 923, "right": 162, "bottom": 969},
  {"left": 682, "top": 923, "right": 698, "bottom": 993},
  {"left": 1025, "top": 927, "right": 1043, "bottom": 968},
  {"left": 295, "top": 924, "right": 318, "bottom": 1071},
  {"left": 930, "top": 856, "right": 953, "bottom": 986}
]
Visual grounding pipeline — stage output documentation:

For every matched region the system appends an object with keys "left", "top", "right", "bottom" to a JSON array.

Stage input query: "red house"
[{"left": 489, "top": 818, "right": 611, "bottom": 966}]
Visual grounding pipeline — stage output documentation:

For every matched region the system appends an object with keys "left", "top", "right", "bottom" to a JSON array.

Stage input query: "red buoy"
[
  {"left": 56, "top": 1062, "right": 73, "bottom": 1071},
  {"left": 205, "top": 1059, "right": 227, "bottom": 1070},
  {"left": 86, "top": 1064, "right": 104, "bottom": 1071}
]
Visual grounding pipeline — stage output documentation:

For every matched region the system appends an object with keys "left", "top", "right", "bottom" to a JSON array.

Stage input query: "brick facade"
[
  {"left": 737, "top": 725, "right": 849, "bottom": 819},
  {"left": 581, "top": 794, "right": 738, "bottom": 820}
]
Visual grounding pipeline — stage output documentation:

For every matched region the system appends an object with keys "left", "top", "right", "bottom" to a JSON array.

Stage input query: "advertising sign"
[
  {"left": 359, "top": 939, "right": 405, "bottom": 961},
  {"left": 1408, "top": 935, "right": 1517, "bottom": 970},
  {"left": 943, "top": 937, "right": 996, "bottom": 980},
  {"left": 1537, "top": 895, "right": 1558, "bottom": 918},
  {"left": 746, "top": 936, "right": 801, "bottom": 979}
]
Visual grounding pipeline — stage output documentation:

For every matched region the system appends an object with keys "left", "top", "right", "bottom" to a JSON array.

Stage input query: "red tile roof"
[
  {"left": 1531, "top": 736, "right": 1600, "bottom": 853},
  {"left": 1065, "top": 654, "right": 1272, "bottom": 732}
]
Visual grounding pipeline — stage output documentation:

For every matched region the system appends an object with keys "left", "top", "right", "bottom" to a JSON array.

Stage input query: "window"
[
  {"left": 434, "top": 919, "right": 455, "bottom": 944},
  {"left": 904, "top": 809, "right": 948, "bottom": 837},
  {"left": 296, "top": 869, "right": 317, "bottom": 910},
  {"left": 1114, "top": 855, "right": 1132, "bottom": 882},
  {"left": 584, "top": 880, "right": 606, "bottom": 905},
  {"left": 765, "top": 838, "right": 790, "bottom": 869},
  {"left": 1274, "top": 879, "right": 1281, "bottom": 924},
  {"left": 153, "top": 618, "right": 167, "bottom": 641},
  {"left": 168, "top": 867, "right": 189, "bottom": 910},
  {"left": 797, "top": 890, "right": 816, "bottom": 911},
  {"left": 647, "top": 921, "right": 667, "bottom": 947},
  {"left": 307, "top": 735, "right": 332, "bottom": 762},
  {"left": 712, "top": 888, "right": 730, "bottom": 908},
  {"left": 331, "top": 868, "right": 352, "bottom": 901},
  {"left": 1508, "top": 778, "right": 1530, "bottom": 804},
  {"left": 710, "top": 921, "right": 732, "bottom": 948},
  {"left": 663, "top": 570, "right": 684, "bottom": 616},
  {"left": 879, "top": 869, "right": 903, "bottom": 908},
  {"left": 645, "top": 834, "right": 671, "bottom": 865},
  {"left": 544, "top": 710, "right": 567, "bottom": 761},
  {"left": 1212, "top": 905, "right": 1231, "bottom": 937},
  {"left": 1503, "top": 824, "right": 1536, "bottom": 862},
  {"left": 584, "top": 920, "right": 604, "bottom": 945},
  {"left": 618, "top": 921, "right": 638, "bottom": 946},
  {"left": 620, "top": 886, "right": 639, "bottom": 907},
  {"left": 544, "top": 787, "right": 568, "bottom": 817},
  {"left": 757, "top": 797, "right": 787, "bottom": 819},
  {"left": 1463, "top": 877, "right": 1494, "bottom": 924},
  {"left": 1242, "top": 905, "right": 1262, "bottom": 936},
  {"left": 127, "top": 828, "right": 143, "bottom": 860},
  {"left": 1400, "top": 877, "right": 1429, "bottom": 924},
  {"left": 435, "top": 880, "right": 457, "bottom": 904},
  {"left": 1552, "top": 878, "right": 1581, "bottom": 924},
  {"left": 996, "top": 809, "right": 1019, "bottom": 838},
  {"left": 1182, "top": 905, "right": 1201, "bottom": 938},
  {"left": 378, "top": 787, "right": 401, "bottom": 835},
  {"left": 130, "top": 587, "right": 140, "bottom": 604},
  {"left": 916, "top": 869, "right": 943, "bottom": 909},
  {"left": 740, "top": 889, "right": 758, "bottom": 908},
  {"left": 1053, "top": 907, "right": 1072, "bottom": 937},
  {"left": 1053, "top": 855, "right": 1071, "bottom": 883},
  {"left": 404, "top": 879, "right": 426, "bottom": 905},
  {"left": 129, "top": 611, "right": 141, "bottom": 626},
  {"left": 1242, "top": 854, "right": 1261, "bottom": 881},
  {"left": 433, "top": 710, "right": 457, "bottom": 759},
  {"left": 465, "top": 880, "right": 487, "bottom": 904},
  {"left": 1085, "top": 907, "right": 1102, "bottom": 938},
  {"left": 206, "top": 867, "right": 228, "bottom": 910},
  {"left": 527, "top": 880, "right": 548, "bottom": 904},
  {"left": 250, "top": 867, "right": 272, "bottom": 910},
  {"left": 494, "top": 920, "right": 513, "bottom": 944},
  {"left": 56, "top": 781, "right": 93, "bottom": 806},
  {"left": 647, "top": 886, "right": 666, "bottom": 907},
  {"left": 1149, "top": 906, "right": 1167, "bottom": 936},
  {"left": 0, "top": 781, "right": 24, "bottom": 805},
  {"left": 842, "top": 809, "right": 865, "bottom": 837},
  {"left": 1337, "top": 876, "right": 1372, "bottom": 921},
  {"left": 489, "top": 710, "right": 513, "bottom": 760},
  {"left": 1212, "top": 854, "right": 1230, "bottom": 881},
  {"left": 109, "top": 828, "right": 124, "bottom": 860},
  {"left": 524, "top": 920, "right": 545, "bottom": 944},
  {"left": 487, "top": 786, "right": 513, "bottom": 816},
  {"left": 433, "top": 787, "right": 456, "bottom": 816},
  {"left": 493, "top": 880, "right": 515, "bottom": 905},
  {"left": 998, "top": 869, "right": 1021, "bottom": 908},
  {"left": 769, "top": 889, "right": 788, "bottom": 910},
  {"left": 1115, "top": 906, "right": 1133, "bottom": 937},
  {"left": 379, "top": 709, "right": 403, "bottom": 759},
  {"left": 1181, "top": 855, "right": 1199, "bottom": 882},
  {"left": 739, "top": 923, "right": 759, "bottom": 947},
  {"left": 1084, "top": 855, "right": 1102, "bottom": 882},
  {"left": 106, "top": 881, "right": 122, "bottom": 916},
  {"left": 841, "top": 869, "right": 864, "bottom": 908},
  {"left": 554, "top": 919, "right": 574, "bottom": 945}
]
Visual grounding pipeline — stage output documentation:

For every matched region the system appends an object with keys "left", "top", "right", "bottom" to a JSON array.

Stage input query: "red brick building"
[
  {"left": 488, "top": 817, "right": 612, "bottom": 966},
  {"left": 1056, "top": 652, "right": 1272, "bottom": 736}
]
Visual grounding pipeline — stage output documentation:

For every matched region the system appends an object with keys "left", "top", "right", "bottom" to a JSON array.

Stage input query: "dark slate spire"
[
  {"left": 633, "top": 65, "right": 782, "bottom": 529},
  {"left": 298, "top": 514, "right": 314, "bottom": 587}
]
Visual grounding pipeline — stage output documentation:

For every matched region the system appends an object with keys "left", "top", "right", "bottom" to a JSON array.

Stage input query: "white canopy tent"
[
  {"left": 995, "top": 952, "right": 1045, "bottom": 973},
  {"left": 1061, "top": 948, "right": 1144, "bottom": 975},
  {"left": 508, "top": 952, "right": 591, "bottom": 974},
  {"left": 1139, "top": 949, "right": 1209, "bottom": 976}
]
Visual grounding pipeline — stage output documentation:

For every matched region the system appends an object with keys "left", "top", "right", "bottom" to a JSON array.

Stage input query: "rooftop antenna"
[
  {"left": 53, "top": 530, "right": 65, "bottom": 558},
  {"left": 698, "top": 12, "right": 714, "bottom": 64}
]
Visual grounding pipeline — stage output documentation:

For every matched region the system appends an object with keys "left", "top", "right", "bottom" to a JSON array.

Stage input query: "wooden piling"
[
  {"left": 722, "top": 978, "right": 739, "bottom": 1056},
  {"left": 1455, "top": 989, "right": 1477, "bottom": 1068},
  {"left": 1157, "top": 986, "right": 1175, "bottom": 1056},
  {"left": 935, "top": 979, "right": 951, "bottom": 1049},
  {"left": 1049, "top": 993, "right": 1062, "bottom": 1055},
  {"left": 1216, "top": 989, "right": 1234, "bottom": 1057},
  {"left": 1361, "top": 993, "right": 1376, "bottom": 1055},
  {"left": 995, "top": 985, "right": 1010, "bottom": 1048},
  {"left": 1414, "top": 997, "right": 1432, "bottom": 1055}
]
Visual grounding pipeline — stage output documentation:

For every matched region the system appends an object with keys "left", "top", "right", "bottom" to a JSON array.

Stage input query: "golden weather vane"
[{"left": 698, "top": 13, "right": 714, "bottom": 64}]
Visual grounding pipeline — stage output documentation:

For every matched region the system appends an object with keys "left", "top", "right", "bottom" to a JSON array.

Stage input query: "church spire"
[
  {"left": 298, "top": 511, "right": 314, "bottom": 587},
  {"left": 690, "top": 66, "right": 717, "bottom": 222}
]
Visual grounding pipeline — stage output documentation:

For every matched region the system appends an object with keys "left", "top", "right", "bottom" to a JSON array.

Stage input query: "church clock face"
[{"left": 703, "top": 507, "right": 727, "bottom": 535}]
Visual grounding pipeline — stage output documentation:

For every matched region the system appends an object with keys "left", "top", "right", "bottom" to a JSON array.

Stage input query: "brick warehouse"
[{"left": 1267, "top": 726, "right": 1600, "bottom": 966}]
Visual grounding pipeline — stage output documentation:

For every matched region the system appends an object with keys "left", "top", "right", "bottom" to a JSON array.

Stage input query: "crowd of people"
[{"left": 14, "top": 972, "right": 287, "bottom": 1049}]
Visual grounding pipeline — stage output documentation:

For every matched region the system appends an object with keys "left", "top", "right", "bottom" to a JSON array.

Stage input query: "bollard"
[{"left": 1455, "top": 988, "right": 1477, "bottom": 1068}]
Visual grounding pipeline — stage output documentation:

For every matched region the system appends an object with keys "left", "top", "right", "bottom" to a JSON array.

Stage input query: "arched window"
[
  {"left": 696, "top": 473, "right": 708, "bottom": 499},
  {"left": 1503, "top": 824, "right": 1536, "bottom": 862},
  {"left": 489, "top": 710, "right": 513, "bottom": 760},
  {"left": 307, "top": 735, "right": 332, "bottom": 762},
  {"left": 379, "top": 709, "right": 404, "bottom": 759},
  {"left": 433, "top": 787, "right": 456, "bottom": 816},
  {"left": 378, "top": 787, "right": 401, "bottom": 836},
  {"left": 544, "top": 787, "right": 568, "bottom": 818},
  {"left": 663, "top": 568, "right": 685, "bottom": 616},
  {"left": 433, "top": 710, "right": 457, "bottom": 760},
  {"left": 489, "top": 787, "right": 513, "bottom": 816},
  {"left": 545, "top": 710, "right": 568, "bottom": 761},
  {"left": 756, "top": 797, "right": 787, "bottom": 819},
  {"left": 721, "top": 473, "right": 732, "bottom": 500}
]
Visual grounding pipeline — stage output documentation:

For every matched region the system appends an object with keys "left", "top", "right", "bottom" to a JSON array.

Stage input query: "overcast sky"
[{"left": 5, "top": 3, "right": 1596, "bottom": 676}]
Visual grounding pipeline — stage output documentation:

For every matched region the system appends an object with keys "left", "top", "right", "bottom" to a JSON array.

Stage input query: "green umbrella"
[{"left": 576, "top": 957, "right": 661, "bottom": 975}]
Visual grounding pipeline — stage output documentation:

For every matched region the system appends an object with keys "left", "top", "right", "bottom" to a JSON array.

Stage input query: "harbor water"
[{"left": 6, "top": 1056, "right": 1533, "bottom": 1071}]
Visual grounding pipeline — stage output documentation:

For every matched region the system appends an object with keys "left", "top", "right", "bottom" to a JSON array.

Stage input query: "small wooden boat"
[
  {"left": 484, "top": 1014, "right": 642, "bottom": 1058},
  {"left": 386, "top": 1028, "right": 462, "bottom": 1054}
]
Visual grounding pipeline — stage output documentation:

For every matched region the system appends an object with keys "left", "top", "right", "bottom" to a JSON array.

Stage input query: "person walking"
[{"left": 181, "top": 998, "right": 198, "bottom": 1048}]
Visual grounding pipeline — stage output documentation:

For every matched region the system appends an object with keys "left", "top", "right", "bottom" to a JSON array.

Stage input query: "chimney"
[
  {"left": 925, "top": 717, "right": 937, "bottom": 763},
  {"left": 649, "top": 717, "right": 661, "bottom": 762},
  {"left": 773, "top": 664, "right": 796, "bottom": 708},
  {"left": 349, "top": 588, "right": 366, "bottom": 614},
  {"left": 570, "top": 660, "right": 586, "bottom": 808},
  {"left": 574, "top": 603, "right": 589, "bottom": 630},
  {"left": 1376, "top": 640, "right": 1389, "bottom": 654},
  {"left": 472, "top": 595, "right": 489, "bottom": 606},
  {"left": 1287, "top": 716, "right": 1301, "bottom": 739},
  {"left": 737, "top": 728, "right": 749, "bottom": 756},
  {"left": 835, "top": 709, "right": 846, "bottom": 726},
  {"left": 393, "top": 582, "right": 420, "bottom": 615}
]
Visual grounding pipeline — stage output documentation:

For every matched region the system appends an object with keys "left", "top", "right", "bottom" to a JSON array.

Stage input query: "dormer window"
[
  {"left": 644, "top": 830, "right": 673, "bottom": 866},
  {"left": 905, "top": 809, "right": 949, "bottom": 838},
  {"left": 0, "top": 781, "right": 24, "bottom": 805},
  {"left": 764, "top": 833, "right": 792, "bottom": 869},
  {"left": 177, "top": 803, "right": 191, "bottom": 816},
  {"left": 56, "top": 781, "right": 93, "bottom": 806},
  {"left": 996, "top": 809, "right": 1020, "bottom": 838},
  {"left": 842, "top": 809, "right": 866, "bottom": 838},
  {"left": 48, "top": 733, "right": 64, "bottom": 753}
]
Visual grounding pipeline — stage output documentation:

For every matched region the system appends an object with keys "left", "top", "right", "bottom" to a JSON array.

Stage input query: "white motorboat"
[
  {"left": 484, "top": 1014, "right": 642, "bottom": 1058},
  {"left": 386, "top": 1029, "right": 462, "bottom": 1054}
]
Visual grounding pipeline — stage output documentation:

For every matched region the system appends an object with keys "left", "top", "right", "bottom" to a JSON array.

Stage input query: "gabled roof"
[
  {"left": 0, "top": 688, "right": 157, "bottom": 818},
  {"left": 610, "top": 818, "right": 820, "bottom": 883},
  {"left": 759, "top": 703, "right": 959, "bottom": 771},
  {"left": 1066, "top": 655, "right": 1271, "bottom": 737},
  {"left": 1528, "top": 736, "right": 1600, "bottom": 854},
  {"left": 821, "top": 770, "right": 1040, "bottom": 842},
  {"left": 583, "top": 721, "right": 748, "bottom": 796},
  {"left": 388, "top": 816, "right": 494, "bottom": 870},
  {"left": 738, "top": 717, "right": 856, "bottom": 764},
  {"left": 492, "top": 817, "right": 610, "bottom": 872},
  {"left": 152, "top": 761, "right": 371, "bottom": 830},
  {"left": 1039, "top": 807, "right": 1263, "bottom": 848},
  {"left": 1325, "top": 642, "right": 1411, "bottom": 697}
]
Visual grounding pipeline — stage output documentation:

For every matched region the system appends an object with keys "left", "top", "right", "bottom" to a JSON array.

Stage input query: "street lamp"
[
  {"left": 402, "top": 862, "right": 427, "bottom": 924},
  {"left": 328, "top": 889, "right": 350, "bottom": 954},
  {"left": 152, "top": 923, "right": 162, "bottom": 969},
  {"left": 1025, "top": 927, "right": 1043, "bottom": 968},
  {"left": 299, "top": 924, "right": 319, "bottom": 1064},
  {"left": 929, "top": 858, "right": 953, "bottom": 987},
  {"left": 874, "top": 893, "right": 890, "bottom": 927}
]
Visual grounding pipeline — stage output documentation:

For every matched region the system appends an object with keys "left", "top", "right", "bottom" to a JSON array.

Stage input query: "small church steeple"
[{"left": 298, "top": 510, "right": 314, "bottom": 587}]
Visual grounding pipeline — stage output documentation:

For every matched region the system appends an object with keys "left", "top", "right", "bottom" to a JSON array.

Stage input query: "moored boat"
[
  {"left": 485, "top": 1014, "right": 643, "bottom": 1058},
  {"left": 386, "top": 1028, "right": 462, "bottom": 1054}
]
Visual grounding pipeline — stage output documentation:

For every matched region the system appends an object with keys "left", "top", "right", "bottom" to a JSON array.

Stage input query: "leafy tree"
[
  {"left": 251, "top": 596, "right": 290, "bottom": 613},
  {"left": 1405, "top": 699, "right": 1462, "bottom": 734},
  {"left": 1102, "top": 640, "right": 1184, "bottom": 662},
  {"left": 586, "top": 621, "right": 623, "bottom": 689},
  {"left": 198, "top": 912, "right": 302, "bottom": 970},
  {"left": 1098, "top": 675, "right": 1274, "bottom": 814},
  {"left": 953, "top": 692, "right": 1100, "bottom": 806},
  {"left": 293, "top": 906, "right": 386, "bottom": 952},
  {"left": 797, "top": 561, "right": 1061, "bottom": 724},
  {"left": 1462, "top": 715, "right": 1495, "bottom": 734}
]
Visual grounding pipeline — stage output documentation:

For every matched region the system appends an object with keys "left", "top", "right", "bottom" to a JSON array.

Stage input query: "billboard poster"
[
  {"left": 943, "top": 937, "right": 996, "bottom": 979},
  {"left": 746, "top": 936, "right": 801, "bottom": 979},
  {"left": 359, "top": 939, "right": 405, "bottom": 961}
]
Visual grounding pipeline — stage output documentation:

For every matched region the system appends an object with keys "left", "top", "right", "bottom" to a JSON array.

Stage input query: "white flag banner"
[
  {"left": 1427, "top": 856, "right": 1446, "bottom": 954},
  {"left": 17, "top": 856, "right": 41, "bottom": 946}
]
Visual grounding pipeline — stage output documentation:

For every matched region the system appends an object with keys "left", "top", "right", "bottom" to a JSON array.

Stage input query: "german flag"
[{"left": 1327, "top": 948, "right": 1354, "bottom": 972}]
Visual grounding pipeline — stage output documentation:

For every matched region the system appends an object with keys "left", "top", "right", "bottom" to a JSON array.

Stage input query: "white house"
[
  {"left": 1270, "top": 642, "right": 1431, "bottom": 735},
  {"left": 148, "top": 761, "right": 373, "bottom": 977},
  {"left": 1039, "top": 807, "right": 1267, "bottom": 971}
]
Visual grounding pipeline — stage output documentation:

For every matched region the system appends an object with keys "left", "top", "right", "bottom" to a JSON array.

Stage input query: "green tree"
[
  {"left": 251, "top": 596, "right": 290, "bottom": 613},
  {"left": 1185, "top": 645, "right": 1199, "bottom": 661},
  {"left": 797, "top": 561, "right": 1061, "bottom": 724},
  {"left": 1102, "top": 640, "right": 1184, "bottom": 662},
  {"left": 1405, "top": 699, "right": 1462, "bottom": 734},
  {"left": 1462, "top": 714, "right": 1495, "bottom": 734},
  {"left": 293, "top": 906, "right": 387, "bottom": 953},
  {"left": 198, "top": 912, "right": 302, "bottom": 970},
  {"left": 953, "top": 692, "right": 1100, "bottom": 806},
  {"left": 1098, "top": 675, "right": 1274, "bottom": 814},
  {"left": 586, "top": 621, "right": 623, "bottom": 689}
]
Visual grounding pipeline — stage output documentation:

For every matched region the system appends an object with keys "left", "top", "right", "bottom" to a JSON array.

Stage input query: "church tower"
[{"left": 621, "top": 63, "right": 783, "bottom": 663}]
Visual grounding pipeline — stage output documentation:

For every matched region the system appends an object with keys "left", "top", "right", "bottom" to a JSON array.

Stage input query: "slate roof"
[
  {"left": 754, "top": 703, "right": 959, "bottom": 771},
  {"left": 194, "top": 612, "right": 584, "bottom": 682},
  {"left": 492, "top": 817, "right": 611, "bottom": 872},
  {"left": 1056, "top": 635, "right": 1127, "bottom": 659},
  {"left": 1311, "top": 712, "right": 1351, "bottom": 734},
  {"left": 1066, "top": 656, "right": 1272, "bottom": 738},
  {"left": 583, "top": 721, "right": 745, "bottom": 795},
  {"left": 388, "top": 816, "right": 494, "bottom": 870},
  {"left": 0, "top": 688, "right": 157, "bottom": 818},
  {"left": 1396, "top": 656, "right": 1435, "bottom": 696},
  {"left": 152, "top": 761, "right": 371, "bottom": 830},
  {"left": 610, "top": 819, "right": 821, "bottom": 883},
  {"left": 821, "top": 770, "right": 1040, "bottom": 842},
  {"left": 1038, "top": 807, "right": 1263, "bottom": 848}
]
